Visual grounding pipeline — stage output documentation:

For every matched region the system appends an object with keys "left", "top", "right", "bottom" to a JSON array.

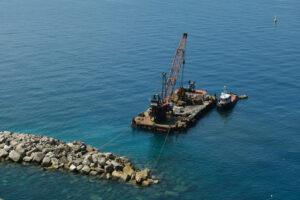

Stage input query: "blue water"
[{"left": 0, "top": 0, "right": 300, "bottom": 199}]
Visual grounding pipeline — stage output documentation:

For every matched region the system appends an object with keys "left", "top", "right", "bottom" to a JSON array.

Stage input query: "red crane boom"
[{"left": 163, "top": 33, "right": 188, "bottom": 103}]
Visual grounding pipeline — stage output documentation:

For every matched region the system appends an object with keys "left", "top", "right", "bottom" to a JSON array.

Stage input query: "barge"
[{"left": 131, "top": 33, "right": 216, "bottom": 133}]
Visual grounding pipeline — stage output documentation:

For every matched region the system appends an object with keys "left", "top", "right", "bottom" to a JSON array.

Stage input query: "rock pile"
[{"left": 0, "top": 131, "right": 158, "bottom": 186}]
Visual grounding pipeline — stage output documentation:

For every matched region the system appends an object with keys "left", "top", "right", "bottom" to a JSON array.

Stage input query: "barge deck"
[{"left": 131, "top": 97, "right": 216, "bottom": 133}]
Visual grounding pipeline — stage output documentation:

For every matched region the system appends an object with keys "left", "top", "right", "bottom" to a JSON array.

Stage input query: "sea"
[{"left": 0, "top": 0, "right": 299, "bottom": 199}]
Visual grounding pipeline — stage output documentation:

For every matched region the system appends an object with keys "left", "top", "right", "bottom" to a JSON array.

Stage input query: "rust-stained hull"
[{"left": 131, "top": 99, "right": 216, "bottom": 134}]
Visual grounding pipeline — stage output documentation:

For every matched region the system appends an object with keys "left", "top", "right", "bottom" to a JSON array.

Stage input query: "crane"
[
  {"left": 149, "top": 33, "right": 188, "bottom": 122},
  {"left": 163, "top": 33, "right": 187, "bottom": 103}
]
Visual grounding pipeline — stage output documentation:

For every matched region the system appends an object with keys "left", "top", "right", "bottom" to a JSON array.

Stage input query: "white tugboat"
[{"left": 217, "top": 86, "right": 238, "bottom": 109}]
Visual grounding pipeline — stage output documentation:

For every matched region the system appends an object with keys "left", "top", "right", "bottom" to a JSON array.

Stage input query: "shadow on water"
[{"left": 216, "top": 106, "right": 236, "bottom": 120}]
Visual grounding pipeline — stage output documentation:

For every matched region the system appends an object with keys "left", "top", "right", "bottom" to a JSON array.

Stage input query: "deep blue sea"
[{"left": 0, "top": 0, "right": 300, "bottom": 199}]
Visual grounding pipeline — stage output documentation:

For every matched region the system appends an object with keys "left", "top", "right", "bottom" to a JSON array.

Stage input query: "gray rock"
[
  {"left": 135, "top": 169, "right": 150, "bottom": 183},
  {"left": 95, "top": 167, "right": 104, "bottom": 174},
  {"left": 82, "top": 155, "right": 92, "bottom": 165},
  {"left": 112, "top": 170, "right": 130, "bottom": 182},
  {"left": 51, "top": 157, "right": 59, "bottom": 168},
  {"left": 98, "top": 157, "right": 106, "bottom": 166},
  {"left": 42, "top": 148, "right": 51, "bottom": 154},
  {"left": 111, "top": 160, "right": 123, "bottom": 171},
  {"left": 73, "top": 158, "right": 83, "bottom": 166},
  {"left": 42, "top": 157, "right": 51, "bottom": 167},
  {"left": 89, "top": 170, "right": 98, "bottom": 176},
  {"left": 45, "top": 152, "right": 55, "bottom": 158},
  {"left": 9, "top": 140, "right": 18, "bottom": 147},
  {"left": 26, "top": 148, "right": 37, "bottom": 156},
  {"left": 106, "top": 173, "right": 112, "bottom": 180},
  {"left": 69, "top": 164, "right": 77, "bottom": 172},
  {"left": 72, "top": 145, "right": 81, "bottom": 153},
  {"left": 86, "top": 145, "right": 93, "bottom": 152},
  {"left": 104, "top": 165, "right": 114, "bottom": 173},
  {"left": 104, "top": 153, "right": 115, "bottom": 160},
  {"left": 23, "top": 156, "right": 32, "bottom": 162},
  {"left": 119, "top": 156, "right": 130, "bottom": 163},
  {"left": 92, "top": 154, "right": 98, "bottom": 163},
  {"left": 0, "top": 149, "right": 8, "bottom": 158},
  {"left": 9, "top": 150, "right": 21, "bottom": 162},
  {"left": 16, "top": 143, "right": 25, "bottom": 155},
  {"left": 33, "top": 152, "right": 45, "bottom": 163},
  {"left": 123, "top": 165, "right": 135, "bottom": 177},
  {"left": 81, "top": 165, "right": 90, "bottom": 174},
  {"left": 4, "top": 145, "right": 10, "bottom": 152},
  {"left": 76, "top": 164, "right": 83, "bottom": 171}
]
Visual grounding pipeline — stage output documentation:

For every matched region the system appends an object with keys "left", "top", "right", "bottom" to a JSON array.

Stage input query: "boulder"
[
  {"left": 26, "top": 148, "right": 37, "bottom": 156},
  {"left": 76, "top": 164, "right": 83, "bottom": 171},
  {"left": 82, "top": 155, "right": 92, "bottom": 165},
  {"left": 106, "top": 173, "right": 112, "bottom": 180},
  {"left": 98, "top": 157, "right": 106, "bottom": 166},
  {"left": 3, "top": 130, "right": 12, "bottom": 135},
  {"left": 69, "top": 164, "right": 77, "bottom": 172},
  {"left": 33, "top": 152, "right": 45, "bottom": 163},
  {"left": 0, "top": 149, "right": 8, "bottom": 158},
  {"left": 10, "top": 140, "right": 18, "bottom": 147},
  {"left": 16, "top": 143, "right": 25, "bottom": 155},
  {"left": 45, "top": 152, "right": 55, "bottom": 158},
  {"left": 112, "top": 170, "right": 130, "bottom": 182},
  {"left": 72, "top": 145, "right": 81, "bottom": 153},
  {"left": 92, "top": 154, "right": 98, "bottom": 163},
  {"left": 123, "top": 165, "right": 135, "bottom": 177},
  {"left": 81, "top": 165, "right": 90, "bottom": 174},
  {"left": 111, "top": 160, "right": 123, "bottom": 171},
  {"left": 104, "top": 165, "right": 114, "bottom": 173},
  {"left": 9, "top": 150, "right": 21, "bottom": 162},
  {"left": 73, "top": 158, "right": 83, "bottom": 166},
  {"left": 4, "top": 145, "right": 10, "bottom": 152},
  {"left": 95, "top": 167, "right": 104, "bottom": 174},
  {"left": 142, "top": 180, "right": 151, "bottom": 187},
  {"left": 104, "top": 153, "right": 115, "bottom": 160},
  {"left": 42, "top": 157, "right": 51, "bottom": 167},
  {"left": 135, "top": 169, "right": 150, "bottom": 183},
  {"left": 23, "top": 156, "right": 32, "bottom": 162},
  {"left": 86, "top": 145, "right": 93, "bottom": 152},
  {"left": 89, "top": 170, "right": 98, "bottom": 176},
  {"left": 51, "top": 158, "right": 59, "bottom": 169}
]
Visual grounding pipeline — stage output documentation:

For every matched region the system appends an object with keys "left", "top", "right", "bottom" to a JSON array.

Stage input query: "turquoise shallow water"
[{"left": 0, "top": 0, "right": 300, "bottom": 199}]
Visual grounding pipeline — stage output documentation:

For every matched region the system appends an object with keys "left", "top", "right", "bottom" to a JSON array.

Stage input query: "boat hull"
[{"left": 217, "top": 94, "right": 238, "bottom": 109}]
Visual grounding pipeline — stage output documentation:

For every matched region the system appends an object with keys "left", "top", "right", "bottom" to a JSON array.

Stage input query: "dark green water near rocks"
[{"left": 0, "top": 0, "right": 300, "bottom": 199}]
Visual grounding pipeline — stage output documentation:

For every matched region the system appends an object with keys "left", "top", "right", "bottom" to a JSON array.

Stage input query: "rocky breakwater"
[{"left": 0, "top": 131, "right": 158, "bottom": 187}]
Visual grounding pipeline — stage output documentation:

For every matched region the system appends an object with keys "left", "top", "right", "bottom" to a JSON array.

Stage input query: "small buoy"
[{"left": 274, "top": 16, "right": 277, "bottom": 24}]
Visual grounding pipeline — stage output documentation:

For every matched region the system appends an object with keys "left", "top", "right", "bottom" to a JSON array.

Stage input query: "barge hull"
[{"left": 131, "top": 100, "right": 215, "bottom": 133}]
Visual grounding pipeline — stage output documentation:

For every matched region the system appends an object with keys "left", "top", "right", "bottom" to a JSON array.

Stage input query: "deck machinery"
[{"left": 131, "top": 33, "right": 216, "bottom": 133}]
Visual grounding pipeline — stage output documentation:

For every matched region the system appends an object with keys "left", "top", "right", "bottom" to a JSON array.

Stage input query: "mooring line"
[
  {"left": 98, "top": 130, "right": 127, "bottom": 150},
  {"left": 151, "top": 126, "right": 171, "bottom": 171}
]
